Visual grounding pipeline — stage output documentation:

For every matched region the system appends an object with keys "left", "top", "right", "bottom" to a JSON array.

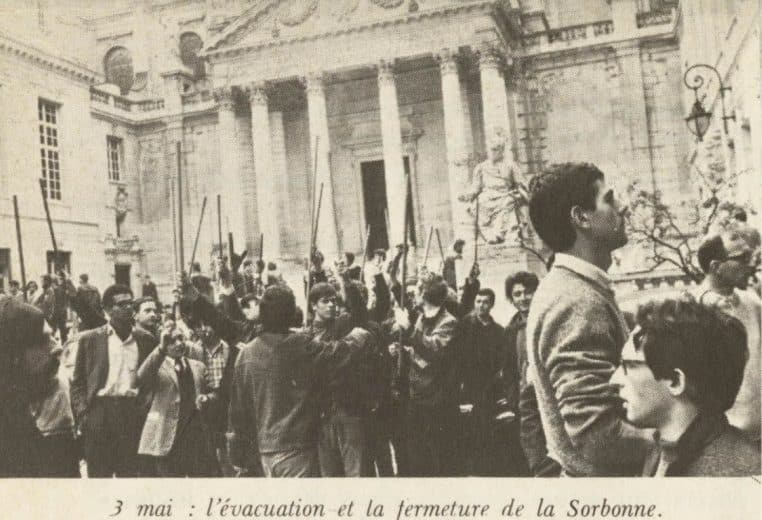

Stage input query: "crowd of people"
[{"left": 1, "top": 162, "right": 760, "bottom": 478}]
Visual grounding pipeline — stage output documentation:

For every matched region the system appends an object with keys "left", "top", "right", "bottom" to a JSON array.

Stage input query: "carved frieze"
[{"left": 279, "top": 0, "right": 318, "bottom": 27}]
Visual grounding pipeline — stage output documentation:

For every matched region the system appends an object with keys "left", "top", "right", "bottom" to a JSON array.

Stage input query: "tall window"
[
  {"left": 38, "top": 99, "right": 61, "bottom": 200},
  {"left": 107, "top": 136, "right": 122, "bottom": 181}
]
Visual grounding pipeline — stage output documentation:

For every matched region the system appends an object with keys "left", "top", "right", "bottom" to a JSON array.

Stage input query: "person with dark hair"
[
  {"left": 34, "top": 274, "right": 56, "bottom": 329},
  {"left": 391, "top": 274, "right": 458, "bottom": 476},
  {"left": 442, "top": 239, "right": 466, "bottom": 292},
  {"left": 0, "top": 298, "right": 78, "bottom": 477},
  {"left": 343, "top": 252, "right": 362, "bottom": 281},
  {"left": 503, "top": 271, "right": 557, "bottom": 477},
  {"left": 75, "top": 273, "right": 105, "bottom": 330},
  {"left": 7, "top": 280, "right": 24, "bottom": 301},
  {"left": 692, "top": 232, "right": 760, "bottom": 440},
  {"left": 70, "top": 283, "right": 157, "bottom": 477},
  {"left": 454, "top": 287, "right": 513, "bottom": 475},
  {"left": 190, "top": 262, "right": 214, "bottom": 302},
  {"left": 612, "top": 297, "right": 760, "bottom": 476},
  {"left": 137, "top": 319, "right": 218, "bottom": 477},
  {"left": 141, "top": 274, "right": 160, "bottom": 304},
  {"left": 526, "top": 162, "right": 649, "bottom": 476},
  {"left": 228, "top": 285, "right": 371, "bottom": 477},
  {"left": 133, "top": 297, "right": 160, "bottom": 339}
]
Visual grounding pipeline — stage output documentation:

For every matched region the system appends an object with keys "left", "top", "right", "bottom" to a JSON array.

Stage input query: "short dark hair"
[
  {"left": 241, "top": 293, "right": 260, "bottom": 309},
  {"left": 734, "top": 209, "right": 748, "bottom": 222},
  {"left": 475, "top": 288, "right": 495, "bottom": 306},
  {"left": 8, "top": 280, "right": 19, "bottom": 289},
  {"left": 529, "top": 162, "right": 604, "bottom": 252},
  {"left": 267, "top": 261, "right": 277, "bottom": 271},
  {"left": 343, "top": 280, "right": 368, "bottom": 325},
  {"left": 421, "top": 275, "right": 448, "bottom": 307},
  {"left": 344, "top": 252, "right": 355, "bottom": 265},
  {"left": 308, "top": 282, "right": 337, "bottom": 307},
  {"left": 635, "top": 297, "right": 747, "bottom": 414},
  {"left": 697, "top": 234, "right": 727, "bottom": 273},
  {"left": 132, "top": 296, "right": 157, "bottom": 314},
  {"left": 79, "top": 274, "right": 89, "bottom": 283},
  {"left": 102, "top": 284, "right": 134, "bottom": 310},
  {"left": 259, "top": 285, "right": 295, "bottom": 333},
  {"left": 504, "top": 271, "right": 539, "bottom": 301}
]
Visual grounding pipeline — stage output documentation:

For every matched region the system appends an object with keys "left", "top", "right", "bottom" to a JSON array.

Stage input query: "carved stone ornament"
[
  {"left": 247, "top": 83, "right": 268, "bottom": 106},
  {"left": 328, "top": 0, "right": 360, "bottom": 20},
  {"left": 114, "top": 185, "right": 129, "bottom": 222},
  {"left": 279, "top": 0, "right": 318, "bottom": 27},
  {"left": 370, "top": 0, "right": 405, "bottom": 8},
  {"left": 213, "top": 86, "right": 235, "bottom": 110},
  {"left": 301, "top": 72, "right": 325, "bottom": 96},
  {"left": 436, "top": 49, "right": 460, "bottom": 76},
  {"left": 476, "top": 41, "right": 505, "bottom": 72},
  {"left": 377, "top": 59, "right": 396, "bottom": 85}
]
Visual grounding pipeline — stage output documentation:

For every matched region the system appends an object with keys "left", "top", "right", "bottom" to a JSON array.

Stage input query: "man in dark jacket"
[
  {"left": 76, "top": 274, "right": 105, "bottom": 331},
  {"left": 391, "top": 274, "right": 458, "bottom": 476},
  {"left": 228, "top": 285, "right": 371, "bottom": 477},
  {"left": 612, "top": 297, "right": 760, "bottom": 476},
  {"left": 455, "top": 288, "right": 506, "bottom": 475},
  {"left": 504, "top": 271, "right": 557, "bottom": 476}
]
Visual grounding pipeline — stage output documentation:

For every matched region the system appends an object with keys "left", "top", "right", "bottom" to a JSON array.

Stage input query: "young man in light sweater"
[{"left": 526, "top": 162, "right": 651, "bottom": 476}]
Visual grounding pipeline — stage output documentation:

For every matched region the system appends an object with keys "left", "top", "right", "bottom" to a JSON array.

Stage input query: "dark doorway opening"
[
  {"left": 360, "top": 157, "right": 416, "bottom": 258},
  {"left": 115, "top": 264, "right": 131, "bottom": 288}
]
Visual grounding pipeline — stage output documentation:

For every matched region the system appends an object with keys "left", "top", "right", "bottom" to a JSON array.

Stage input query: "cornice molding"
[
  {"left": 0, "top": 34, "right": 100, "bottom": 85},
  {"left": 205, "top": 1, "right": 498, "bottom": 61}
]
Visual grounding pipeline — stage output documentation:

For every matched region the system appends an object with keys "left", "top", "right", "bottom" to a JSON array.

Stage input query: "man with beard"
[
  {"left": 133, "top": 297, "right": 161, "bottom": 340},
  {"left": 70, "top": 284, "right": 157, "bottom": 477},
  {"left": 0, "top": 297, "right": 75, "bottom": 477},
  {"left": 692, "top": 232, "right": 761, "bottom": 440}
]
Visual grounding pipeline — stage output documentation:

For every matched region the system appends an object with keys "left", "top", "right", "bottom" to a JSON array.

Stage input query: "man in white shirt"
[{"left": 70, "top": 284, "right": 157, "bottom": 477}]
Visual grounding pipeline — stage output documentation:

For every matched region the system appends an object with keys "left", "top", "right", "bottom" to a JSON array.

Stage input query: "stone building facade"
[{"left": 0, "top": 0, "right": 758, "bottom": 308}]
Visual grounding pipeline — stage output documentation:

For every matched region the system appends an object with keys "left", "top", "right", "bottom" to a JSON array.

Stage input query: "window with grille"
[
  {"left": 38, "top": 99, "right": 61, "bottom": 200},
  {"left": 107, "top": 136, "right": 122, "bottom": 181}
]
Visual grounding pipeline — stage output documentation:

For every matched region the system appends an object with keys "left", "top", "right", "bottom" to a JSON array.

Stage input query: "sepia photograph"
[{"left": 0, "top": 0, "right": 760, "bottom": 486}]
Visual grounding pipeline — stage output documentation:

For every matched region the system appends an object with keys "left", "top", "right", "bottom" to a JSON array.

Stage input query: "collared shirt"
[
  {"left": 202, "top": 340, "right": 229, "bottom": 390},
  {"left": 98, "top": 326, "right": 139, "bottom": 397},
  {"left": 553, "top": 253, "right": 611, "bottom": 291}
]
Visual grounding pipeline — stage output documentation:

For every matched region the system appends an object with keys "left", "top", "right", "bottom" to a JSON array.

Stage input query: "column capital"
[
  {"left": 476, "top": 41, "right": 507, "bottom": 72},
  {"left": 300, "top": 71, "right": 325, "bottom": 96},
  {"left": 245, "top": 82, "right": 269, "bottom": 107},
  {"left": 435, "top": 48, "right": 461, "bottom": 77},
  {"left": 377, "top": 59, "right": 397, "bottom": 86},
  {"left": 213, "top": 86, "right": 236, "bottom": 110}
]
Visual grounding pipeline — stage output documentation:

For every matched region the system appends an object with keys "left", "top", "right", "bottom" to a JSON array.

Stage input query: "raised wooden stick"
[
  {"left": 188, "top": 196, "right": 208, "bottom": 273},
  {"left": 422, "top": 225, "right": 434, "bottom": 269},
  {"left": 38, "top": 179, "right": 59, "bottom": 272},
  {"left": 435, "top": 227, "right": 445, "bottom": 270},
  {"left": 217, "top": 194, "right": 223, "bottom": 262},
  {"left": 305, "top": 136, "right": 320, "bottom": 326},
  {"left": 360, "top": 223, "right": 371, "bottom": 283},
  {"left": 176, "top": 142, "right": 185, "bottom": 272},
  {"left": 473, "top": 196, "right": 480, "bottom": 264},
  {"left": 12, "top": 195, "right": 27, "bottom": 298}
]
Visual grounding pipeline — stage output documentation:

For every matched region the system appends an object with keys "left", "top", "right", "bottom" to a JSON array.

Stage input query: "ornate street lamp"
[{"left": 683, "top": 63, "right": 735, "bottom": 141}]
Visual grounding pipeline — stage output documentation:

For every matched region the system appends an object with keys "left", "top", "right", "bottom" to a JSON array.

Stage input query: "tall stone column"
[
  {"left": 248, "top": 83, "right": 280, "bottom": 259},
  {"left": 437, "top": 49, "right": 471, "bottom": 244},
  {"left": 377, "top": 59, "right": 408, "bottom": 249},
  {"left": 213, "top": 86, "right": 246, "bottom": 246},
  {"left": 304, "top": 72, "right": 340, "bottom": 258},
  {"left": 478, "top": 41, "right": 512, "bottom": 144}
]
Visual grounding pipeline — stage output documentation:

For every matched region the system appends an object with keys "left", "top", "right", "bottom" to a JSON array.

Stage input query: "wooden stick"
[
  {"left": 305, "top": 136, "right": 320, "bottom": 326},
  {"left": 422, "top": 225, "right": 434, "bottom": 269},
  {"left": 473, "top": 196, "right": 479, "bottom": 264},
  {"left": 188, "top": 196, "right": 208, "bottom": 273},
  {"left": 217, "top": 194, "right": 223, "bottom": 261},
  {"left": 170, "top": 179, "right": 178, "bottom": 276},
  {"left": 311, "top": 183, "right": 324, "bottom": 248},
  {"left": 12, "top": 195, "right": 27, "bottom": 299},
  {"left": 399, "top": 172, "right": 411, "bottom": 343},
  {"left": 38, "top": 179, "right": 59, "bottom": 272},
  {"left": 258, "top": 233, "right": 264, "bottom": 264},
  {"left": 435, "top": 228, "right": 445, "bottom": 269},
  {"left": 360, "top": 224, "right": 371, "bottom": 283},
  {"left": 176, "top": 142, "right": 185, "bottom": 272}
]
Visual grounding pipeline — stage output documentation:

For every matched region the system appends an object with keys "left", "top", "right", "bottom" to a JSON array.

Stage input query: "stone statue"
[
  {"left": 114, "top": 185, "right": 129, "bottom": 237},
  {"left": 459, "top": 128, "right": 529, "bottom": 244}
]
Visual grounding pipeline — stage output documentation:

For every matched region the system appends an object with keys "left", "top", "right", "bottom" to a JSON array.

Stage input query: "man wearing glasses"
[
  {"left": 611, "top": 298, "right": 760, "bottom": 476},
  {"left": 70, "top": 284, "right": 157, "bottom": 477},
  {"left": 693, "top": 232, "right": 761, "bottom": 440}
]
